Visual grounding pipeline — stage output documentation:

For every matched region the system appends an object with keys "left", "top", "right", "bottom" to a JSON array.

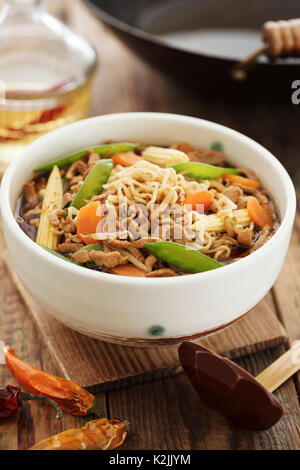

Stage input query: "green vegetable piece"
[
  {"left": 71, "top": 159, "right": 113, "bottom": 209},
  {"left": 62, "top": 177, "right": 69, "bottom": 193},
  {"left": 170, "top": 161, "right": 238, "bottom": 180},
  {"left": 144, "top": 241, "right": 223, "bottom": 273},
  {"left": 77, "top": 244, "right": 103, "bottom": 252},
  {"left": 210, "top": 141, "right": 224, "bottom": 152},
  {"left": 34, "top": 142, "right": 139, "bottom": 172},
  {"left": 38, "top": 244, "right": 79, "bottom": 265}
]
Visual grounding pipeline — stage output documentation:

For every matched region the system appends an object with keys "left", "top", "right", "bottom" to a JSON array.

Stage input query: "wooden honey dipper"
[{"left": 232, "top": 18, "right": 300, "bottom": 80}]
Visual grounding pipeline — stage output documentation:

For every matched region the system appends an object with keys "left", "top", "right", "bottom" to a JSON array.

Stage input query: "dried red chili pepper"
[
  {"left": 30, "top": 418, "right": 127, "bottom": 450},
  {"left": 4, "top": 346, "right": 100, "bottom": 416},
  {"left": 0, "top": 385, "right": 62, "bottom": 419},
  {"left": 0, "top": 385, "right": 19, "bottom": 418}
]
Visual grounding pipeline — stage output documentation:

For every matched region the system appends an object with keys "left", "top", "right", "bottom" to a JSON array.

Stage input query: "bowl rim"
[{"left": 0, "top": 112, "right": 296, "bottom": 286}]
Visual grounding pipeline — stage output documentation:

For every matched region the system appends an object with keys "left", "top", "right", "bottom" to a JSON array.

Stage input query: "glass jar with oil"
[{"left": 0, "top": 0, "right": 97, "bottom": 173}]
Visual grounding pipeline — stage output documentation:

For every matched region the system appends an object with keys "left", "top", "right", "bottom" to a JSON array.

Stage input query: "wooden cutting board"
[{"left": 2, "top": 250, "right": 287, "bottom": 393}]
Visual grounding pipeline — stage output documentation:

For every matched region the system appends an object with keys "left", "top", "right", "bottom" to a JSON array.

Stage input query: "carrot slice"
[
  {"left": 247, "top": 197, "right": 274, "bottom": 229},
  {"left": 112, "top": 152, "right": 142, "bottom": 167},
  {"left": 77, "top": 201, "right": 103, "bottom": 244},
  {"left": 223, "top": 173, "right": 259, "bottom": 188},
  {"left": 184, "top": 190, "right": 214, "bottom": 211},
  {"left": 112, "top": 264, "right": 146, "bottom": 277}
]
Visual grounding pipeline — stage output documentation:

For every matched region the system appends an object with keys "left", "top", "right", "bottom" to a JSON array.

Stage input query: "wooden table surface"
[{"left": 1, "top": 2, "right": 300, "bottom": 450}]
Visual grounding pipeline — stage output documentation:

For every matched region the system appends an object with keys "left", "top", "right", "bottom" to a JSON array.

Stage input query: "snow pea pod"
[
  {"left": 35, "top": 142, "right": 138, "bottom": 172},
  {"left": 170, "top": 161, "right": 238, "bottom": 180},
  {"left": 144, "top": 241, "right": 223, "bottom": 273},
  {"left": 71, "top": 159, "right": 113, "bottom": 209}
]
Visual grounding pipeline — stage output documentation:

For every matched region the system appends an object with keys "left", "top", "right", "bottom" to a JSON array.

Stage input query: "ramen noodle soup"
[{"left": 16, "top": 141, "right": 279, "bottom": 277}]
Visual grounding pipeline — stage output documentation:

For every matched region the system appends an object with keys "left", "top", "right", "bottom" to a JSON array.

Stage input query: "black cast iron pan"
[{"left": 84, "top": 0, "right": 300, "bottom": 97}]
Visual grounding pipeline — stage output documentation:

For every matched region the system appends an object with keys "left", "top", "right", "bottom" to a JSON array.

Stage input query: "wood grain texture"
[
  {"left": 108, "top": 347, "right": 300, "bottom": 450},
  {"left": 0, "top": 0, "right": 300, "bottom": 450},
  {"left": 273, "top": 214, "right": 300, "bottom": 394},
  {"left": 256, "top": 342, "right": 300, "bottom": 392},
  {"left": 70, "top": 2, "right": 300, "bottom": 449},
  {"left": 0, "top": 243, "right": 107, "bottom": 449},
  {"left": 2, "top": 249, "right": 287, "bottom": 393}
]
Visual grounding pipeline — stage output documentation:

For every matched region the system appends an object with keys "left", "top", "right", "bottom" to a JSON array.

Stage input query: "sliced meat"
[
  {"left": 250, "top": 226, "right": 271, "bottom": 252},
  {"left": 146, "top": 268, "right": 178, "bottom": 277},
  {"left": 63, "top": 192, "right": 73, "bottom": 207},
  {"left": 23, "top": 182, "right": 39, "bottom": 210},
  {"left": 35, "top": 177, "right": 47, "bottom": 191},
  {"left": 188, "top": 150, "right": 225, "bottom": 166},
  {"left": 260, "top": 200, "right": 277, "bottom": 222},
  {"left": 60, "top": 216, "right": 77, "bottom": 234},
  {"left": 223, "top": 185, "right": 242, "bottom": 204},
  {"left": 89, "top": 250, "right": 127, "bottom": 268},
  {"left": 69, "top": 175, "right": 84, "bottom": 186},
  {"left": 237, "top": 168, "right": 260, "bottom": 183},
  {"left": 99, "top": 238, "right": 131, "bottom": 249},
  {"left": 103, "top": 240, "right": 147, "bottom": 268},
  {"left": 224, "top": 218, "right": 235, "bottom": 237},
  {"left": 72, "top": 248, "right": 126, "bottom": 269},
  {"left": 102, "top": 242, "right": 112, "bottom": 253},
  {"left": 236, "top": 197, "right": 249, "bottom": 209},
  {"left": 57, "top": 242, "right": 84, "bottom": 253},
  {"left": 209, "top": 199, "right": 221, "bottom": 213},
  {"left": 70, "top": 181, "right": 83, "bottom": 194},
  {"left": 87, "top": 151, "right": 100, "bottom": 167},
  {"left": 102, "top": 237, "right": 159, "bottom": 249},
  {"left": 71, "top": 250, "right": 90, "bottom": 264},
  {"left": 65, "top": 234, "right": 83, "bottom": 244},
  {"left": 145, "top": 254, "right": 157, "bottom": 271},
  {"left": 66, "top": 160, "right": 87, "bottom": 180},
  {"left": 172, "top": 142, "right": 193, "bottom": 154},
  {"left": 91, "top": 192, "right": 110, "bottom": 202},
  {"left": 48, "top": 208, "right": 66, "bottom": 228},
  {"left": 172, "top": 143, "right": 225, "bottom": 166},
  {"left": 237, "top": 228, "right": 253, "bottom": 247}
]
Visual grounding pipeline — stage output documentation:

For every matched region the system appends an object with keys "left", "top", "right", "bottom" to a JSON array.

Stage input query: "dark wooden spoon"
[{"left": 179, "top": 341, "right": 300, "bottom": 430}]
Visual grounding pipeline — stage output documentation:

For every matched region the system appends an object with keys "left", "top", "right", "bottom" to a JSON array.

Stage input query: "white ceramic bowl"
[{"left": 0, "top": 113, "right": 296, "bottom": 346}]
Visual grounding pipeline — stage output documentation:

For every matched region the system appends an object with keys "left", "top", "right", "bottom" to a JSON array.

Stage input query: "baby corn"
[
  {"left": 142, "top": 146, "right": 189, "bottom": 167},
  {"left": 206, "top": 209, "right": 251, "bottom": 232},
  {"left": 36, "top": 166, "right": 63, "bottom": 249}
]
